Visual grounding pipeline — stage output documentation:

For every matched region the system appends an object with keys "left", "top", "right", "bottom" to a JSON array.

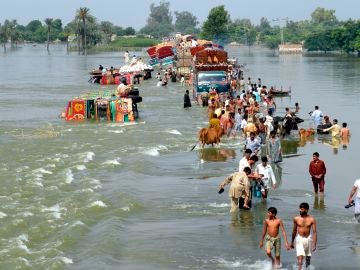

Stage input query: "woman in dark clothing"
[{"left": 184, "top": 90, "right": 192, "bottom": 108}]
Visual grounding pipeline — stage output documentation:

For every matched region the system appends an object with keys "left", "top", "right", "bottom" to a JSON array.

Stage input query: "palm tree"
[
  {"left": 76, "top": 7, "right": 90, "bottom": 55},
  {"left": 44, "top": 18, "right": 53, "bottom": 51}
]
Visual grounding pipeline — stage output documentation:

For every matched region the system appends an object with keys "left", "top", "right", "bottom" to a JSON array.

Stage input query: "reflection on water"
[
  {"left": 281, "top": 139, "right": 299, "bottom": 155},
  {"left": 298, "top": 134, "right": 315, "bottom": 147},
  {"left": 199, "top": 148, "right": 236, "bottom": 162},
  {"left": 313, "top": 195, "right": 326, "bottom": 210},
  {"left": 272, "top": 163, "right": 283, "bottom": 188}
]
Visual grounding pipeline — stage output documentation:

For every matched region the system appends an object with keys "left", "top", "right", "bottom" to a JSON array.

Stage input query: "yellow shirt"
[
  {"left": 209, "top": 118, "right": 221, "bottom": 129},
  {"left": 324, "top": 124, "right": 341, "bottom": 137}
]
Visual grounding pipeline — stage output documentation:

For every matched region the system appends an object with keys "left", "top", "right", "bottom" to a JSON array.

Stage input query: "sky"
[{"left": 1, "top": 0, "right": 360, "bottom": 30}]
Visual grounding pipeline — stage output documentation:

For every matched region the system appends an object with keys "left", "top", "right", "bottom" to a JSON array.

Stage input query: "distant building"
[{"left": 278, "top": 43, "right": 303, "bottom": 54}]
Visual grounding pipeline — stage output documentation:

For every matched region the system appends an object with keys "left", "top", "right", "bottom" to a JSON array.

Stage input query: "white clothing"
[
  {"left": 124, "top": 52, "right": 129, "bottom": 63},
  {"left": 353, "top": 179, "right": 360, "bottom": 198},
  {"left": 256, "top": 163, "right": 277, "bottom": 188},
  {"left": 311, "top": 109, "right": 323, "bottom": 126},
  {"left": 239, "top": 157, "right": 250, "bottom": 172},
  {"left": 295, "top": 235, "right": 312, "bottom": 257},
  {"left": 354, "top": 179, "right": 360, "bottom": 215},
  {"left": 240, "top": 119, "right": 247, "bottom": 129}
]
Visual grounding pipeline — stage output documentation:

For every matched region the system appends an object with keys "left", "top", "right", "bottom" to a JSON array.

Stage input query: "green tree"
[
  {"left": 140, "top": 1, "right": 173, "bottom": 38},
  {"left": 304, "top": 30, "right": 337, "bottom": 53},
  {"left": 76, "top": 7, "right": 91, "bottom": 55},
  {"left": 26, "top": 20, "right": 42, "bottom": 32},
  {"left": 174, "top": 11, "right": 198, "bottom": 34},
  {"left": 0, "top": 23, "right": 8, "bottom": 52},
  {"left": 124, "top": 27, "right": 136, "bottom": 35},
  {"left": 201, "top": 5, "right": 230, "bottom": 42},
  {"left": 44, "top": 18, "right": 53, "bottom": 51},
  {"left": 311, "top": 7, "right": 338, "bottom": 29},
  {"left": 100, "top": 21, "right": 114, "bottom": 44},
  {"left": 114, "top": 26, "right": 125, "bottom": 36},
  {"left": 264, "top": 35, "right": 281, "bottom": 51},
  {"left": 353, "top": 35, "right": 360, "bottom": 56}
]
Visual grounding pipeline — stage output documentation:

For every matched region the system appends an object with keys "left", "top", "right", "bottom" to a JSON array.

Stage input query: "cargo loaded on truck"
[{"left": 192, "top": 48, "right": 230, "bottom": 103}]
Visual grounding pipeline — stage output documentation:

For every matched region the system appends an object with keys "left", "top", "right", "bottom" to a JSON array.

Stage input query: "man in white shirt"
[
  {"left": 239, "top": 148, "right": 252, "bottom": 172},
  {"left": 347, "top": 178, "right": 360, "bottom": 222},
  {"left": 310, "top": 105, "right": 323, "bottom": 126},
  {"left": 256, "top": 156, "right": 277, "bottom": 199}
]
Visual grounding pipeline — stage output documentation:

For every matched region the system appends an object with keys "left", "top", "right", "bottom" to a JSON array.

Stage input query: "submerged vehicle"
[{"left": 63, "top": 89, "right": 142, "bottom": 122}]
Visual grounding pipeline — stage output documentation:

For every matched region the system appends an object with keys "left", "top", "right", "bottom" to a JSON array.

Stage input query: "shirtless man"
[
  {"left": 259, "top": 207, "right": 290, "bottom": 268},
  {"left": 291, "top": 202, "right": 317, "bottom": 270}
]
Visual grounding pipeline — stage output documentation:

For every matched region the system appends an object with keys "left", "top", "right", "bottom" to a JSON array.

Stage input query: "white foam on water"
[
  {"left": 70, "top": 220, "right": 85, "bottom": 227},
  {"left": 80, "top": 188, "right": 94, "bottom": 193},
  {"left": 102, "top": 158, "right": 121, "bottom": 166},
  {"left": 33, "top": 168, "right": 53, "bottom": 175},
  {"left": 143, "top": 145, "right": 168, "bottom": 156},
  {"left": 172, "top": 204, "right": 194, "bottom": 209},
  {"left": 333, "top": 218, "right": 359, "bottom": 224},
  {"left": 89, "top": 179, "right": 101, "bottom": 185},
  {"left": 46, "top": 163, "right": 56, "bottom": 168},
  {"left": 21, "top": 211, "right": 34, "bottom": 217},
  {"left": 65, "top": 169, "right": 74, "bottom": 184},
  {"left": 305, "top": 193, "right": 312, "bottom": 197},
  {"left": 208, "top": 202, "right": 229, "bottom": 208},
  {"left": 120, "top": 203, "right": 134, "bottom": 212},
  {"left": 19, "top": 257, "right": 31, "bottom": 266},
  {"left": 108, "top": 130, "right": 124, "bottom": 134},
  {"left": 76, "top": 165, "right": 86, "bottom": 171},
  {"left": 33, "top": 181, "right": 44, "bottom": 188},
  {"left": 166, "top": 129, "right": 182, "bottom": 135},
  {"left": 18, "top": 234, "right": 29, "bottom": 242},
  {"left": 90, "top": 200, "right": 107, "bottom": 208},
  {"left": 217, "top": 258, "right": 272, "bottom": 269},
  {"left": 16, "top": 235, "right": 30, "bottom": 253},
  {"left": 61, "top": 257, "right": 73, "bottom": 264},
  {"left": 15, "top": 166, "right": 29, "bottom": 173},
  {"left": 0, "top": 211, "right": 8, "bottom": 218},
  {"left": 41, "top": 204, "right": 65, "bottom": 219},
  {"left": 108, "top": 122, "right": 139, "bottom": 128},
  {"left": 82, "top": 151, "right": 95, "bottom": 162}
]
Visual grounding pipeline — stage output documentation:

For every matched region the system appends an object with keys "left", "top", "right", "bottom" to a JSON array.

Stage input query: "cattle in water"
[
  {"left": 273, "top": 116, "right": 304, "bottom": 136},
  {"left": 198, "top": 127, "right": 223, "bottom": 147},
  {"left": 299, "top": 128, "right": 315, "bottom": 138}
]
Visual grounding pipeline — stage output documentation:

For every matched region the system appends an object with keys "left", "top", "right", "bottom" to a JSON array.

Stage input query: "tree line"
[{"left": 1, "top": 3, "right": 360, "bottom": 55}]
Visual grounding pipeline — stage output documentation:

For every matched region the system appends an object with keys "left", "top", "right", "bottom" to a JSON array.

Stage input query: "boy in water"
[
  {"left": 291, "top": 202, "right": 317, "bottom": 270},
  {"left": 259, "top": 207, "right": 290, "bottom": 268}
]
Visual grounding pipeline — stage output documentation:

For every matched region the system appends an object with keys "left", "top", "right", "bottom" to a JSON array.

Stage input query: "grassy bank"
[
  {"left": 110, "top": 37, "right": 160, "bottom": 47},
  {"left": 68, "top": 37, "right": 160, "bottom": 53}
]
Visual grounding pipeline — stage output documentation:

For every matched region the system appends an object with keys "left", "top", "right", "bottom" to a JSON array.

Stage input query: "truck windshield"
[{"left": 198, "top": 73, "right": 226, "bottom": 83}]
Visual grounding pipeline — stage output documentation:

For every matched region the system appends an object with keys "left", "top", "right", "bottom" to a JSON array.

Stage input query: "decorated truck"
[{"left": 192, "top": 48, "right": 230, "bottom": 100}]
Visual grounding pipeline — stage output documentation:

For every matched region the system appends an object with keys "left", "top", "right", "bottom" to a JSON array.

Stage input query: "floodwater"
[{"left": 0, "top": 44, "right": 360, "bottom": 270}]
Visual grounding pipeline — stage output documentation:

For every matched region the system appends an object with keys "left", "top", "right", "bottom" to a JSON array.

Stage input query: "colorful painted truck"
[
  {"left": 192, "top": 48, "right": 230, "bottom": 99},
  {"left": 63, "top": 89, "right": 142, "bottom": 122}
]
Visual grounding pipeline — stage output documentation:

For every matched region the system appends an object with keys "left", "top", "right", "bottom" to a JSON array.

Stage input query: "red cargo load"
[
  {"left": 147, "top": 46, "right": 157, "bottom": 58},
  {"left": 157, "top": 46, "right": 174, "bottom": 59},
  {"left": 190, "top": 45, "right": 205, "bottom": 56}
]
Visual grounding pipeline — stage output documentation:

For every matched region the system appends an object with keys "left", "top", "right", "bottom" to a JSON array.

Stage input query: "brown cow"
[
  {"left": 198, "top": 127, "right": 223, "bottom": 148},
  {"left": 299, "top": 128, "right": 315, "bottom": 138}
]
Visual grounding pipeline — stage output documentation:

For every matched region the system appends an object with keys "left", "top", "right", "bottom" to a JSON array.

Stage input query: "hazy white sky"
[{"left": 1, "top": 0, "right": 359, "bottom": 29}]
